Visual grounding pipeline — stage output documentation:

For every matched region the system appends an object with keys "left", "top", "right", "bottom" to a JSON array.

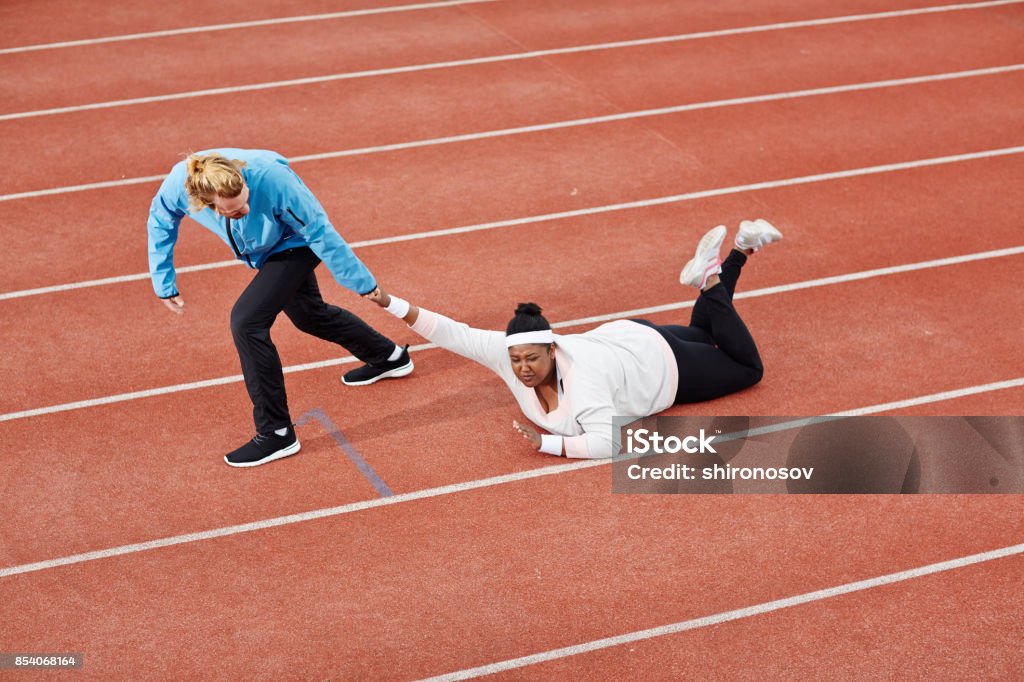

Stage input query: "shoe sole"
[
  {"left": 754, "top": 219, "right": 783, "bottom": 243},
  {"left": 341, "top": 359, "right": 414, "bottom": 387},
  {"left": 224, "top": 439, "right": 302, "bottom": 468},
  {"left": 738, "top": 219, "right": 783, "bottom": 250},
  {"left": 679, "top": 225, "right": 727, "bottom": 287}
]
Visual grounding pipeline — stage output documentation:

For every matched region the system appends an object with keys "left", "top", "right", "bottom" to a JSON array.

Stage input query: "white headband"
[{"left": 505, "top": 330, "right": 555, "bottom": 347}]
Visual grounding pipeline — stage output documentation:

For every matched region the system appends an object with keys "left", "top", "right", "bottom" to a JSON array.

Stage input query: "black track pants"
[{"left": 229, "top": 247, "right": 395, "bottom": 432}]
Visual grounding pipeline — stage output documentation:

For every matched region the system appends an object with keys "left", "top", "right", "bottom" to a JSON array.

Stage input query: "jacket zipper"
[{"left": 225, "top": 218, "right": 254, "bottom": 267}]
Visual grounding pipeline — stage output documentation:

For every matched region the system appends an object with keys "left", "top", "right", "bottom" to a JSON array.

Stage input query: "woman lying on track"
[{"left": 364, "top": 220, "right": 783, "bottom": 458}]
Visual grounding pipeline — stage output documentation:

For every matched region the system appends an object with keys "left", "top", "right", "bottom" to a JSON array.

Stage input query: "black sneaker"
[
  {"left": 342, "top": 345, "right": 414, "bottom": 386},
  {"left": 224, "top": 427, "right": 301, "bottom": 467}
]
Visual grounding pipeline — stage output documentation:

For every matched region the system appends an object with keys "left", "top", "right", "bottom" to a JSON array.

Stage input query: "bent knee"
[
  {"left": 230, "top": 305, "right": 271, "bottom": 338},
  {"left": 282, "top": 305, "right": 328, "bottom": 335},
  {"left": 746, "top": 364, "right": 764, "bottom": 387}
]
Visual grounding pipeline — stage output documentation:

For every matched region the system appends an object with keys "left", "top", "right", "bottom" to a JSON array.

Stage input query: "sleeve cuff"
[
  {"left": 385, "top": 295, "right": 410, "bottom": 318},
  {"left": 563, "top": 435, "right": 592, "bottom": 458},
  {"left": 539, "top": 434, "right": 563, "bottom": 456}
]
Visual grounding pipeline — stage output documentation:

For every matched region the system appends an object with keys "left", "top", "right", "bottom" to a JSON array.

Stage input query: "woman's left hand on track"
[{"left": 512, "top": 420, "right": 541, "bottom": 449}]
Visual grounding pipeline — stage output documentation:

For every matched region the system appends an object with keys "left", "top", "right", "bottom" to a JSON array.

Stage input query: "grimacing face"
[
  {"left": 508, "top": 343, "right": 555, "bottom": 388},
  {"left": 210, "top": 184, "right": 251, "bottom": 219}
]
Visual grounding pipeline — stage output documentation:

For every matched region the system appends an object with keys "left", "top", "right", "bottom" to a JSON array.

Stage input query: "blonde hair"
[{"left": 184, "top": 153, "right": 247, "bottom": 212}]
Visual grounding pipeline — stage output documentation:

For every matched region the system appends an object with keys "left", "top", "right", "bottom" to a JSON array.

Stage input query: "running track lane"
[
  {"left": 0, "top": 470, "right": 1020, "bottom": 679},
  {"left": 2, "top": 155, "right": 1022, "bottom": 409},
  {"left": 462, "top": 553, "right": 1024, "bottom": 680},
  {"left": 2, "top": 258, "right": 1022, "bottom": 564},
  {"left": 3, "top": 0, "right": 1020, "bottom": 113},
  {"left": 2, "top": 1, "right": 1015, "bottom": 675},
  {"left": 506, "top": 2, "right": 1024, "bottom": 113},
  {"left": 0, "top": 0, "right": 465, "bottom": 48},
  {"left": 2, "top": 2, "right": 1022, "bottom": 192},
  {"left": 1, "top": 0, "right": 996, "bottom": 50},
  {"left": 0, "top": 4, "right": 520, "bottom": 114},
  {"left": 458, "top": 0, "right": 1024, "bottom": 52},
  {"left": 2, "top": 71, "right": 1023, "bottom": 292}
]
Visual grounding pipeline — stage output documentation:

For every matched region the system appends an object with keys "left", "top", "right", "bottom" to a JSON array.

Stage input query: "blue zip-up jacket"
[{"left": 147, "top": 148, "right": 376, "bottom": 298}]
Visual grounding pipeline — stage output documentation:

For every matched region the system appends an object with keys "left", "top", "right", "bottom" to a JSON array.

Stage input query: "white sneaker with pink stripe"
[{"left": 679, "top": 224, "right": 727, "bottom": 289}]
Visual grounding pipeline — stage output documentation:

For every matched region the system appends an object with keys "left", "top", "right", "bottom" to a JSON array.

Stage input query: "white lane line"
[
  {"left": 290, "top": 63, "right": 1024, "bottom": 161},
  {"left": 1, "top": 0, "right": 1019, "bottom": 121},
  {"left": 0, "top": 458, "right": 606, "bottom": 579},
  {"left": 0, "top": 260, "right": 243, "bottom": 301},
  {"left": 2, "top": 245, "right": 1022, "bottom": 424},
  {"left": 560, "top": 245, "right": 1024, "bottom": 329},
  {"left": 342, "top": 147, "right": 1024, "bottom": 248},
  {"left": 0, "top": 0, "right": 500, "bottom": 55},
  {"left": 420, "top": 543, "right": 1024, "bottom": 681},
  {"left": 1, "top": 173, "right": 166, "bottom": 202},
  {"left": 3, "top": 62, "right": 1021, "bottom": 203},
  {"left": 0, "top": 379, "right": 1020, "bottom": 578},
  {"left": 2, "top": 145, "right": 1023, "bottom": 302},
  {"left": 832, "top": 378, "right": 1024, "bottom": 416}
]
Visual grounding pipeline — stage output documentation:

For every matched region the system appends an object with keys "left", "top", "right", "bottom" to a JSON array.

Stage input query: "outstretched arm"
[
  {"left": 364, "top": 286, "right": 509, "bottom": 376},
  {"left": 363, "top": 287, "right": 419, "bottom": 325}
]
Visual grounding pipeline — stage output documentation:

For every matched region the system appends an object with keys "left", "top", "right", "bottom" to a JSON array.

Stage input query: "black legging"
[
  {"left": 633, "top": 249, "right": 763, "bottom": 404},
  {"left": 230, "top": 247, "right": 396, "bottom": 433}
]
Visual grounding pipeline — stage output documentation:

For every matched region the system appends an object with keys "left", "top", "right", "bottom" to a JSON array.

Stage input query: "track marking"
[
  {"left": 289, "top": 64, "right": 1023, "bottom": 161},
  {"left": 420, "top": 544, "right": 1024, "bottom": 680},
  {"left": 831, "top": 381, "right": 1024, "bottom": 416},
  {"left": 0, "top": 0, "right": 500, "bottom": 55},
  {"left": 2, "top": 145, "right": 1023, "bottom": 302},
  {"left": 0, "top": 260, "right": 241, "bottom": 301},
  {"left": 340, "top": 147, "right": 1024, "bottom": 248},
  {"left": 0, "top": 173, "right": 165, "bottom": 202},
  {"left": 2, "top": 244, "right": 1022, "bottom": 423},
  {"left": 5, "top": 63, "right": 1020, "bottom": 204},
  {"left": 296, "top": 408, "right": 394, "bottom": 497},
  {"left": 0, "top": 380, "right": 1021, "bottom": 578},
  {"left": 1, "top": 0, "right": 1019, "bottom": 121}
]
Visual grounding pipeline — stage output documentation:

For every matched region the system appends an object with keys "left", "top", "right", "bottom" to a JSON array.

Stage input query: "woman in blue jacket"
[{"left": 147, "top": 149, "right": 412, "bottom": 467}]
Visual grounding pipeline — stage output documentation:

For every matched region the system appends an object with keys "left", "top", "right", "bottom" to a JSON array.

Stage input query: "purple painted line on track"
[{"left": 297, "top": 408, "right": 394, "bottom": 498}]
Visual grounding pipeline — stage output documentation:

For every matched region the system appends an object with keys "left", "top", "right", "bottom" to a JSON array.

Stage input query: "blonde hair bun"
[{"left": 184, "top": 152, "right": 247, "bottom": 212}]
